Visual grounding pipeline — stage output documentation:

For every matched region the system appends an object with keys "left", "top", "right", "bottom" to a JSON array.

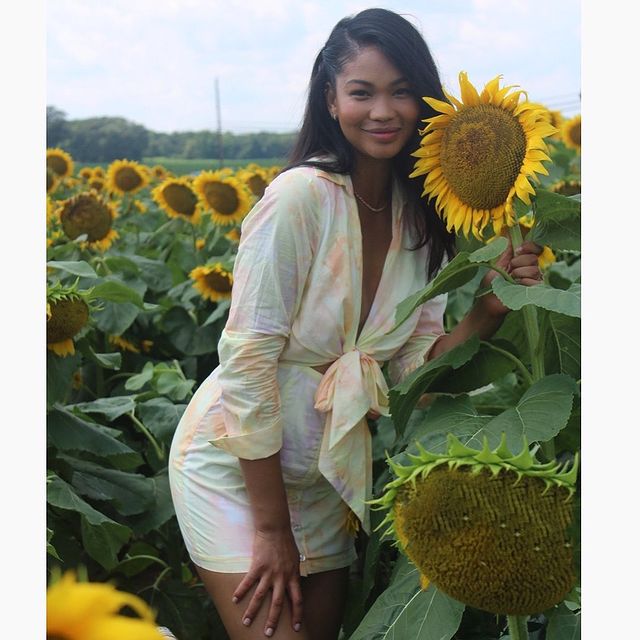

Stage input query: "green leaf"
[
  {"left": 47, "top": 407, "right": 142, "bottom": 467},
  {"left": 103, "top": 255, "right": 141, "bottom": 276},
  {"left": 88, "top": 280, "right": 145, "bottom": 308},
  {"left": 136, "top": 398, "right": 186, "bottom": 443},
  {"left": 468, "top": 236, "right": 509, "bottom": 262},
  {"left": 349, "top": 556, "right": 464, "bottom": 640},
  {"left": 162, "top": 306, "right": 224, "bottom": 356},
  {"left": 61, "top": 456, "right": 155, "bottom": 515},
  {"left": 156, "top": 372, "right": 195, "bottom": 401},
  {"left": 545, "top": 603, "right": 580, "bottom": 640},
  {"left": 127, "top": 255, "right": 174, "bottom": 292},
  {"left": 76, "top": 339, "right": 122, "bottom": 370},
  {"left": 46, "top": 260, "right": 98, "bottom": 278},
  {"left": 128, "top": 471, "right": 175, "bottom": 535},
  {"left": 389, "top": 336, "right": 481, "bottom": 436},
  {"left": 203, "top": 299, "right": 231, "bottom": 327},
  {"left": 392, "top": 252, "right": 478, "bottom": 330},
  {"left": 482, "top": 374, "right": 577, "bottom": 451},
  {"left": 125, "top": 361, "right": 155, "bottom": 391},
  {"left": 112, "top": 541, "right": 166, "bottom": 578},
  {"left": 71, "top": 396, "right": 136, "bottom": 421},
  {"left": 93, "top": 301, "right": 140, "bottom": 334},
  {"left": 529, "top": 190, "right": 581, "bottom": 252},
  {"left": 491, "top": 279, "right": 580, "bottom": 318},
  {"left": 544, "top": 312, "right": 581, "bottom": 379},
  {"left": 47, "top": 351, "right": 82, "bottom": 406}
]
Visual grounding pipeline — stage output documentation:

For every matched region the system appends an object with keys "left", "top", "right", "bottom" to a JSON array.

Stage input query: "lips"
[{"left": 365, "top": 128, "right": 401, "bottom": 142}]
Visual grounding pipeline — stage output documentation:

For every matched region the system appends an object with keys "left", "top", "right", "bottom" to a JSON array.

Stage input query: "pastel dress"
[{"left": 168, "top": 164, "right": 446, "bottom": 576}]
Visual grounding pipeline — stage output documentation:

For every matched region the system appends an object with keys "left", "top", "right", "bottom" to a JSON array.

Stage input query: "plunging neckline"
[{"left": 349, "top": 175, "right": 398, "bottom": 344}]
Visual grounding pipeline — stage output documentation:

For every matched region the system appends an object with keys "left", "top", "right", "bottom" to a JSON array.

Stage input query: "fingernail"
[
  {"left": 232, "top": 596, "right": 238, "bottom": 604},
  {"left": 295, "top": 623, "right": 301, "bottom": 632},
  {"left": 515, "top": 246, "right": 523, "bottom": 254},
  {"left": 265, "top": 628, "right": 274, "bottom": 637},
  {"left": 243, "top": 618, "right": 251, "bottom": 626}
]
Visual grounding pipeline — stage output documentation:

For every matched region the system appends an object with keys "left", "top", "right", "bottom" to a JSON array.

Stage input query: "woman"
[{"left": 168, "top": 8, "right": 543, "bottom": 640}]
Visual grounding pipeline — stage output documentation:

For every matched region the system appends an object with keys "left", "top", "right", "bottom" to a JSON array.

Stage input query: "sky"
[{"left": 47, "top": 0, "right": 581, "bottom": 134}]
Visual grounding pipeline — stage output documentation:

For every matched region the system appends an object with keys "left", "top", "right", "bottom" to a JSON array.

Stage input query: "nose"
[{"left": 369, "top": 95, "right": 394, "bottom": 121}]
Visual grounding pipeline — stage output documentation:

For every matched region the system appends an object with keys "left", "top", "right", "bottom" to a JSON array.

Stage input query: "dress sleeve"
[
  {"left": 211, "top": 170, "right": 319, "bottom": 460},
  {"left": 387, "top": 292, "right": 447, "bottom": 387}
]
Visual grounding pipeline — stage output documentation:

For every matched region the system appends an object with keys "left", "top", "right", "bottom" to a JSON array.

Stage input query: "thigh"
[
  {"left": 301, "top": 567, "right": 350, "bottom": 640},
  {"left": 195, "top": 565, "right": 312, "bottom": 640}
]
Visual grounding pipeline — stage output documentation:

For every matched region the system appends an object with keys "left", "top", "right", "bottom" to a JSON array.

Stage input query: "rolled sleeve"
[
  {"left": 210, "top": 170, "right": 318, "bottom": 459},
  {"left": 387, "top": 293, "right": 447, "bottom": 387}
]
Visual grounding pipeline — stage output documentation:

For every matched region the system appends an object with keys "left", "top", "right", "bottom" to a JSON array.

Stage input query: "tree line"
[{"left": 47, "top": 106, "right": 298, "bottom": 163}]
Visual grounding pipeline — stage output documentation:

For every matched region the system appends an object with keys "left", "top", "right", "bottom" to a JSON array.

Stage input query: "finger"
[
  {"left": 288, "top": 577, "right": 304, "bottom": 631},
  {"left": 233, "top": 570, "right": 259, "bottom": 604},
  {"left": 516, "top": 277, "right": 543, "bottom": 286},
  {"left": 242, "top": 576, "right": 271, "bottom": 627},
  {"left": 514, "top": 241, "right": 543, "bottom": 256},
  {"left": 509, "top": 253, "right": 540, "bottom": 269},
  {"left": 264, "top": 582, "right": 286, "bottom": 637},
  {"left": 512, "top": 265, "right": 542, "bottom": 282}
]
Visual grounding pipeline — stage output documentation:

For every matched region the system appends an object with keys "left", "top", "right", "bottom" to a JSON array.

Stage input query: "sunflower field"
[{"left": 46, "top": 78, "right": 581, "bottom": 640}]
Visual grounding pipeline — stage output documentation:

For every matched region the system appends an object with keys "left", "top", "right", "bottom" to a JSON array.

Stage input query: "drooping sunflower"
[
  {"left": 47, "top": 147, "right": 74, "bottom": 179},
  {"left": 46, "top": 282, "right": 92, "bottom": 357},
  {"left": 47, "top": 571, "right": 164, "bottom": 640},
  {"left": 561, "top": 114, "right": 581, "bottom": 152},
  {"left": 58, "top": 191, "right": 119, "bottom": 251},
  {"left": 106, "top": 159, "right": 150, "bottom": 196},
  {"left": 410, "top": 72, "right": 557, "bottom": 239},
  {"left": 192, "top": 170, "right": 252, "bottom": 226},
  {"left": 373, "top": 434, "right": 578, "bottom": 615},
  {"left": 152, "top": 177, "right": 201, "bottom": 223},
  {"left": 190, "top": 263, "right": 234, "bottom": 302}
]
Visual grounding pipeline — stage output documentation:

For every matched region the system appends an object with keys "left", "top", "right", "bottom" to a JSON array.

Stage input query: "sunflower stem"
[
  {"left": 507, "top": 615, "right": 529, "bottom": 639},
  {"left": 128, "top": 411, "right": 164, "bottom": 461},
  {"left": 480, "top": 340, "right": 534, "bottom": 387}
]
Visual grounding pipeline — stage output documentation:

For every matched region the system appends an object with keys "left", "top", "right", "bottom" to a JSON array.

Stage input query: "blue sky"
[{"left": 47, "top": 0, "right": 580, "bottom": 133}]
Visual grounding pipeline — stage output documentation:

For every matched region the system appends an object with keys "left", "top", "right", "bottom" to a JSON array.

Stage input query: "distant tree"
[{"left": 46, "top": 106, "right": 70, "bottom": 149}]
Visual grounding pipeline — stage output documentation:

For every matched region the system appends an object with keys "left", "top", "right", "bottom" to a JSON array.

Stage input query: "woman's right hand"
[{"left": 232, "top": 527, "right": 304, "bottom": 636}]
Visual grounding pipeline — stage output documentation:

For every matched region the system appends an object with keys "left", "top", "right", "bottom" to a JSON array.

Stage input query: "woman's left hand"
[{"left": 480, "top": 240, "right": 544, "bottom": 317}]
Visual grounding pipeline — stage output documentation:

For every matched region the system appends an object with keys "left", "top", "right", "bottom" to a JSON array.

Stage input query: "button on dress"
[{"left": 168, "top": 164, "right": 446, "bottom": 575}]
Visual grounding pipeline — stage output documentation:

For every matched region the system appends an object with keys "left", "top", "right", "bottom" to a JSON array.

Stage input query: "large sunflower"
[
  {"left": 106, "top": 159, "right": 150, "bottom": 196},
  {"left": 47, "top": 571, "right": 164, "bottom": 640},
  {"left": 190, "top": 263, "right": 234, "bottom": 301},
  {"left": 373, "top": 435, "right": 578, "bottom": 615},
  {"left": 561, "top": 114, "right": 581, "bottom": 152},
  {"left": 410, "top": 72, "right": 556, "bottom": 239},
  {"left": 46, "top": 284, "right": 91, "bottom": 357},
  {"left": 152, "top": 177, "right": 201, "bottom": 223},
  {"left": 47, "top": 148, "right": 74, "bottom": 179},
  {"left": 58, "top": 191, "right": 119, "bottom": 251},
  {"left": 192, "top": 171, "right": 252, "bottom": 226}
]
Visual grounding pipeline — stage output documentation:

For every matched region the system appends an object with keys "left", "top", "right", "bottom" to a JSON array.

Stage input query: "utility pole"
[{"left": 215, "top": 77, "right": 224, "bottom": 168}]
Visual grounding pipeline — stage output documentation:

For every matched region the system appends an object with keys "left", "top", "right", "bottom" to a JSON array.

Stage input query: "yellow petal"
[{"left": 458, "top": 71, "right": 480, "bottom": 106}]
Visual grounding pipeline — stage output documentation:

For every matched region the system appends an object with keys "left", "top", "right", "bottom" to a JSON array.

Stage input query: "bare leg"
[
  {"left": 195, "top": 565, "right": 311, "bottom": 640},
  {"left": 300, "top": 567, "right": 350, "bottom": 640}
]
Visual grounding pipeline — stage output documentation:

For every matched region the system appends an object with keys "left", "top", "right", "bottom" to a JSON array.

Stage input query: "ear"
[{"left": 325, "top": 82, "right": 337, "bottom": 119}]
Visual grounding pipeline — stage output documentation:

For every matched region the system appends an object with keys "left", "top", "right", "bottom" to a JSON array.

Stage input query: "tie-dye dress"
[{"left": 168, "top": 164, "right": 446, "bottom": 575}]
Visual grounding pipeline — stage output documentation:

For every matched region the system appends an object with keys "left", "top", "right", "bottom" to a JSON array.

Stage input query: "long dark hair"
[{"left": 285, "top": 7, "right": 456, "bottom": 278}]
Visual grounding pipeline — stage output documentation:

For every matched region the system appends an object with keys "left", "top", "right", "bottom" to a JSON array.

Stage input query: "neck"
[{"left": 351, "top": 157, "right": 392, "bottom": 205}]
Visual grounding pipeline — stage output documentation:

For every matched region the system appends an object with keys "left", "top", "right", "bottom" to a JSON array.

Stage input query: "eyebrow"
[{"left": 345, "top": 77, "right": 409, "bottom": 87}]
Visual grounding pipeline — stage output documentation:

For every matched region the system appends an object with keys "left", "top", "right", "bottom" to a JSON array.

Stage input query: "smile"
[{"left": 364, "top": 128, "right": 401, "bottom": 141}]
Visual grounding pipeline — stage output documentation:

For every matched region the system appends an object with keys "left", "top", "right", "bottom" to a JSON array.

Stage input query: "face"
[{"left": 326, "top": 46, "right": 420, "bottom": 166}]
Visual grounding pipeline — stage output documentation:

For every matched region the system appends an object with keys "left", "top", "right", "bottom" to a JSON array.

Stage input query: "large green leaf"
[
  {"left": 93, "top": 301, "right": 140, "bottom": 334},
  {"left": 389, "top": 336, "right": 481, "bottom": 436},
  {"left": 88, "top": 280, "right": 146, "bottom": 308},
  {"left": 47, "top": 407, "right": 142, "bottom": 467},
  {"left": 528, "top": 190, "right": 581, "bottom": 252},
  {"left": 71, "top": 396, "right": 136, "bottom": 421},
  {"left": 544, "top": 312, "right": 581, "bottom": 379},
  {"left": 349, "top": 556, "right": 464, "bottom": 640},
  {"left": 482, "top": 374, "right": 577, "bottom": 451},
  {"left": 162, "top": 306, "right": 224, "bottom": 356},
  {"left": 492, "top": 279, "right": 580, "bottom": 318},
  {"left": 125, "top": 361, "right": 154, "bottom": 391},
  {"left": 76, "top": 339, "right": 122, "bottom": 370},
  {"left": 468, "top": 236, "right": 509, "bottom": 262},
  {"left": 137, "top": 398, "right": 186, "bottom": 443},
  {"left": 128, "top": 255, "right": 174, "bottom": 292},
  {"left": 47, "top": 351, "right": 82, "bottom": 406},
  {"left": 128, "top": 471, "right": 175, "bottom": 535},
  {"left": 62, "top": 456, "right": 155, "bottom": 516},
  {"left": 46, "top": 260, "right": 98, "bottom": 278},
  {"left": 545, "top": 603, "right": 580, "bottom": 640}
]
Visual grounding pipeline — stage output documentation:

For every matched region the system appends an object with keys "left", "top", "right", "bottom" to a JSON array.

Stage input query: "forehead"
[{"left": 337, "top": 46, "right": 405, "bottom": 84}]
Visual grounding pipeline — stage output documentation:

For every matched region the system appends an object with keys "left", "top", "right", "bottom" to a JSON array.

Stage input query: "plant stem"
[
  {"left": 480, "top": 340, "right": 534, "bottom": 387},
  {"left": 128, "top": 411, "right": 164, "bottom": 460},
  {"left": 507, "top": 615, "right": 529, "bottom": 640}
]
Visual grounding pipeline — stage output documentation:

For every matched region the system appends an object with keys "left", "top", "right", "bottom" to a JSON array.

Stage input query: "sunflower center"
[
  {"left": 114, "top": 167, "right": 144, "bottom": 192},
  {"left": 394, "top": 465, "right": 574, "bottom": 615},
  {"left": 440, "top": 105, "right": 527, "bottom": 210},
  {"left": 46, "top": 298, "right": 89, "bottom": 343},
  {"left": 47, "top": 155, "right": 70, "bottom": 177},
  {"left": 568, "top": 122, "right": 581, "bottom": 146},
  {"left": 204, "top": 270, "right": 233, "bottom": 293},
  {"left": 60, "top": 194, "right": 113, "bottom": 242},
  {"left": 247, "top": 174, "right": 267, "bottom": 198},
  {"left": 202, "top": 182, "right": 239, "bottom": 215},
  {"left": 162, "top": 183, "right": 198, "bottom": 216}
]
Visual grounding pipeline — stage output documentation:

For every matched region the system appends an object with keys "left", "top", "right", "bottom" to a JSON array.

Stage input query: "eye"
[
  {"left": 349, "top": 89, "right": 370, "bottom": 98},
  {"left": 394, "top": 87, "right": 413, "bottom": 97}
]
